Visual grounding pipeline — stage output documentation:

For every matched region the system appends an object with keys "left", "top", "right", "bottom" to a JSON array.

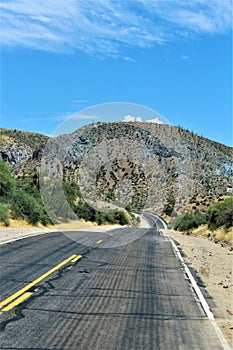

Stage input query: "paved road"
[{"left": 0, "top": 215, "right": 226, "bottom": 349}]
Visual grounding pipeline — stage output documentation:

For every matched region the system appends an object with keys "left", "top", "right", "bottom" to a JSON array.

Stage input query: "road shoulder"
[{"left": 162, "top": 229, "right": 233, "bottom": 347}]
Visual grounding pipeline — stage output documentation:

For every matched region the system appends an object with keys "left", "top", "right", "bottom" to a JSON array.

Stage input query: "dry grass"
[
  {"left": 49, "top": 219, "right": 96, "bottom": 231},
  {"left": 192, "top": 224, "right": 233, "bottom": 246},
  {"left": 0, "top": 218, "right": 44, "bottom": 229},
  {"left": 0, "top": 218, "right": 95, "bottom": 230},
  {"left": 0, "top": 135, "right": 15, "bottom": 146}
]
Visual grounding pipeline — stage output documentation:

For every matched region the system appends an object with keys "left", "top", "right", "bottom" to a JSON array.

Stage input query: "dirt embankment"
[{"left": 163, "top": 229, "right": 233, "bottom": 347}]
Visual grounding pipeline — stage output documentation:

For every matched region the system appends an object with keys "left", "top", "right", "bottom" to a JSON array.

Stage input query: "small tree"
[
  {"left": 0, "top": 203, "right": 10, "bottom": 226},
  {"left": 0, "top": 158, "right": 16, "bottom": 201}
]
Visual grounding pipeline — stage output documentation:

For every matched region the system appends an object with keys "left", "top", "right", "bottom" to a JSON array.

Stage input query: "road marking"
[
  {"left": 169, "top": 237, "right": 231, "bottom": 350},
  {"left": 96, "top": 240, "right": 103, "bottom": 245},
  {"left": 169, "top": 237, "right": 214, "bottom": 319},
  {"left": 1, "top": 292, "right": 33, "bottom": 312},
  {"left": 0, "top": 254, "right": 79, "bottom": 310},
  {"left": 71, "top": 255, "right": 82, "bottom": 263},
  {"left": 0, "top": 231, "right": 56, "bottom": 246}
]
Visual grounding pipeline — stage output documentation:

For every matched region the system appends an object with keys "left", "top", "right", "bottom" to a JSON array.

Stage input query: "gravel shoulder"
[{"left": 162, "top": 229, "right": 233, "bottom": 347}]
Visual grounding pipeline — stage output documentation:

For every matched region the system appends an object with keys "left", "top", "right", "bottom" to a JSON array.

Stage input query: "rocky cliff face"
[
  {"left": 39, "top": 122, "right": 232, "bottom": 216},
  {"left": 1, "top": 123, "right": 232, "bottom": 216},
  {"left": 0, "top": 128, "right": 48, "bottom": 165}
]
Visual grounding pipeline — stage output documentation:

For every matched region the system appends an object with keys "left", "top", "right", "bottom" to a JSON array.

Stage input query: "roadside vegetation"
[
  {"left": 172, "top": 197, "right": 233, "bottom": 245},
  {"left": 0, "top": 158, "right": 51, "bottom": 226},
  {"left": 0, "top": 158, "right": 130, "bottom": 227}
]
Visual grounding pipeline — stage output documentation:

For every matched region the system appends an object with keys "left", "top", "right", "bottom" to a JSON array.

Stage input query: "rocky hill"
[
  {"left": 0, "top": 128, "right": 48, "bottom": 167},
  {"left": 0, "top": 123, "right": 232, "bottom": 217}
]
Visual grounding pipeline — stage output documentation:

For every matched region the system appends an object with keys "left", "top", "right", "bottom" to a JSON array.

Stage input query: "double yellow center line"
[{"left": 0, "top": 254, "right": 82, "bottom": 312}]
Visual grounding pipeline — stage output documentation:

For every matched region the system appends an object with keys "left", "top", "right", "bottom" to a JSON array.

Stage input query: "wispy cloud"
[
  {"left": 72, "top": 99, "right": 88, "bottom": 104},
  {"left": 70, "top": 113, "right": 98, "bottom": 120},
  {"left": 21, "top": 112, "right": 73, "bottom": 122},
  {"left": 124, "top": 56, "right": 136, "bottom": 63},
  {"left": 181, "top": 55, "right": 189, "bottom": 60},
  {"left": 21, "top": 111, "right": 98, "bottom": 122},
  {"left": 0, "top": 1, "right": 232, "bottom": 56}
]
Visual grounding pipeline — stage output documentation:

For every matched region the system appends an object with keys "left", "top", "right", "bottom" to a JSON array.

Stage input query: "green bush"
[
  {"left": 11, "top": 190, "right": 50, "bottom": 225},
  {"left": 94, "top": 210, "right": 129, "bottom": 226},
  {"left": 74, "top": 199, "right": 129, "bottom": 226},
  {"left": 0, "top": 158, "right": 131, "bottom": 227},
  {"left": 207, "top": 197, "right": 233, "bottom": 230},
  {"left": 163, "top": 196, "right": 176, "bottom": 216},
  {"left": 163, "top": 204, "right": 174, "bottom": 216},
  {"left": 74, "top": 201, "right": 96, "bottom": 221},
  {"left": 114, "top": 211, "right": 129, "bottom": 225},
  {"left": 0, "top": 203, "right": 10, "bottom": 226},
  {"left": 63, "top": 182, "right": 80, "bottom": 209},
  {"left": 174, "top": 213, "right": 206, "bottom": 231},
  {"left": 0, "top": 158, "right": 16, "bottom": 201}
]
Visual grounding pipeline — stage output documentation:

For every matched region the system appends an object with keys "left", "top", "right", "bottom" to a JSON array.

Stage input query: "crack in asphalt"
[{"left": 0, "top": 245, "right": 97, "bottom": 332}]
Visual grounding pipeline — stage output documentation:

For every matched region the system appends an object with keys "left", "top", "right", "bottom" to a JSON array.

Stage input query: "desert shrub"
[
  {"left": 174, "top": 213, "right": 206, "bottom": 231},
  {"left": 74, "top": 200, "right": 129, "bottom": 226},
  {"left": 95, "top": 210, "right": 129, "bottom": 226},
  {"left": 190, "top": 196, "right": 197, "bottom": 204},
  {"left": 163, "top": 204, "right": 173, "bottom": 216},
  {"left": 95, "top": 212, "right": 115, "bottom": 226},
  {"left": 0, "top": 203, "right": 10, "bottom": 226},
  {"left": 207, "top": 197, "right": 233, "bottom": 230},
  {"left": 125, "top": 204, "right": 132, "bottom": 213},
  {"left": 74, "top": 201, "right": 96, "bottom": 221},
  {"left": 163, "top": 196, "right": 176, "bottom": 216},
  {"left": 114, "top": 211, "right": 129, "bottom": 225}
]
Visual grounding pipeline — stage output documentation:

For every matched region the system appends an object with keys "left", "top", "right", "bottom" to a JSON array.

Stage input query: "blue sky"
[{"left": 0, "top": 0, "right": 232, "bottom": 145}]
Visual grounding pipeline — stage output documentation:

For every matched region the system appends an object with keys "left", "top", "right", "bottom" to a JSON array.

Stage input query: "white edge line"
[
  {"left": 0, "top": 230, "right": 55, "bottom": 246},
  {"left": 156, "top": 216, "right": 167, "bottom": 230},
  {"left": 168, "top": 236, "right": 232, "bottom": 350},
  {"left": 144, "top": 212, "right": 168, "bottom": 230}
]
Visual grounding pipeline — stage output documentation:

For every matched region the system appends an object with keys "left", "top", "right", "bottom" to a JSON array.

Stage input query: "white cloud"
[
  {"left": 146, "top": 118, "right": 164, "bottom": 124},
  {"left": 181, "top": 55, "right": 189, "bottom": 60},
  {"left": 0, "top": 0, "right": 231, "bottom": 55},
  {"left": 123, "top": 115, "right": 142, "bottom": 122},
  {"left": 123, "top": 115, "right": 137, "bottom": 122},
  {"left": 123, "top": 115, "right": 163, "bottom": 124}
]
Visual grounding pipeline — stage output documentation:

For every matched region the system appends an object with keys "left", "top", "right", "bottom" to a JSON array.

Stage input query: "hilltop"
[
  {"left": 0, "top": 122, "right": 232, "bottom": 206},
  {"left": 0, "top": 123, "right": 232, "bottom": 218},
  {"left": 0, "top": 128, "right": 48, "bottom": 166}
]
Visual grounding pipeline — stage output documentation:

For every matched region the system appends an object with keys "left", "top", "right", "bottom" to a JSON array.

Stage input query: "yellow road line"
[
  {"left": 96, "top": 240, "right": 103, "bottom": 245},
  {"left": 0, "top": 254, "right": 77, "bottom": 309},
  {"left": 71, "top": 255, "right": 82, "bottom": 263},
  {"left": 1, "top": 292, "right": 33, "bottom": 312}
]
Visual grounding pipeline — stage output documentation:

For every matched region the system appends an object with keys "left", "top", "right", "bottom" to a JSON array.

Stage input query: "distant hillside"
[
  {"left": 0, "top": 123, "right": 232, "bottom": 217},
  {"left": 0, "top": 128, "right": 48, "bottom": 149},
  {"left": 0, "top": 128, "right": 48, "bottom": 166}
]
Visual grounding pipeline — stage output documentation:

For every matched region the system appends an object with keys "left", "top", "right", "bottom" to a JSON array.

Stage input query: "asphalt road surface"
[{"left": 0, "top": 215, "right": 226, "bottom": 349}]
